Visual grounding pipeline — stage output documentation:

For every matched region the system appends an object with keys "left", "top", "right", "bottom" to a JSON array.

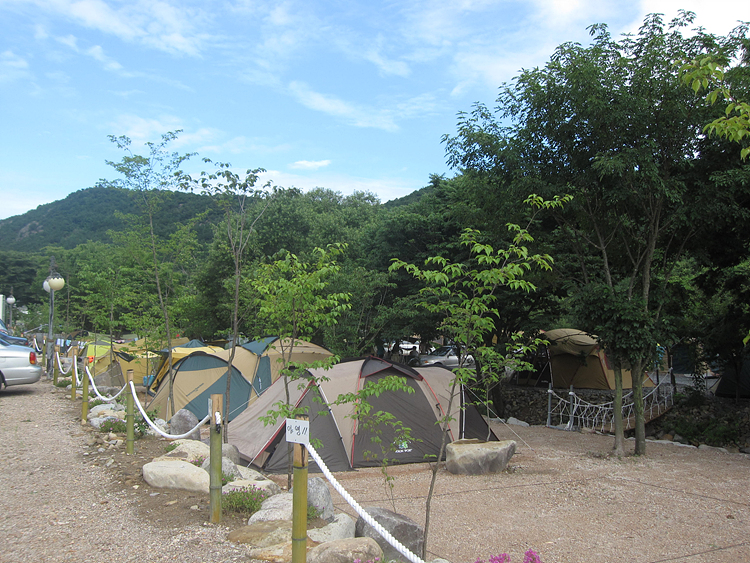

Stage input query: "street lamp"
[
  {"left": 44, "top": 257, "right": 65, "bottom": 377},
  {"left": 6, "top": 289, "right": 15, "bottom": 333}
]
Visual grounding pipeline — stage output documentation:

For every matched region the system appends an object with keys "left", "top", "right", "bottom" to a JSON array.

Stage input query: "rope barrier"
[
  {"left": 306, "top": 443, "right": 426, "bottom": 563},
  {"left": 128, "top": 381, "right": 210, "bottom": 440},
  {"left": 547, "top": 378, "right": 674, "bottom": 432},
  {"left": 85, "top": 365, "right": 128, "bottom": 402},
  {"left": 55, "top": 351, "right": 73, "bottom": 376}
]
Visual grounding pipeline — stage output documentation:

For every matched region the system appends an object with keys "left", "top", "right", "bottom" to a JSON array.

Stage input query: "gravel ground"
[{"left": 2, "top": 380, "right": 749, "bottom": 563}]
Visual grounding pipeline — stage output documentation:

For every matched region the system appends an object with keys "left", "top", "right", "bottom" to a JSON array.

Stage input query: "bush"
[
  {"left": 99, "top": 418, "right": 127, "bottom": 434},
  {"left": 165, "top": 443, "right": 178, "bottom": 453},
  {"left": 54, "top": 378, "right": 71, "bottom": 388},
  {"left": 222, "top": 486, "right": 267, "bottom": 515}
]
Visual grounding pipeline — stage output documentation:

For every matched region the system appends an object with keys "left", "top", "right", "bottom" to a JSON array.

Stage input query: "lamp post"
[
  {"left": 5, "top": 289, "right": 15, "bottom": 334},
  {"left": 43, "top": 258, "right": 65, "bottom": 378}
]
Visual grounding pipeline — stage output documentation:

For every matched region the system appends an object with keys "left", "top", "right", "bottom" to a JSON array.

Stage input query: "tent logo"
[{"left": 395, "top": 439, "right": 412, "bottom": 453}]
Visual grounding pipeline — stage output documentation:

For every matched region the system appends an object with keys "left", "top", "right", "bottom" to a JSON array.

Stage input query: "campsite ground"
[{"left": 2, "top": 380, "right": 749, "bottom": 563}]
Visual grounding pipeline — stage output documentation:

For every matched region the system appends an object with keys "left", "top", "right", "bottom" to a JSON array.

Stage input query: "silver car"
[
  {"left": 417, "top": 346, "right": 475, "bottom": 369},
  {"left": 0, "top": 339, "right": 43, "bottom": 389}
]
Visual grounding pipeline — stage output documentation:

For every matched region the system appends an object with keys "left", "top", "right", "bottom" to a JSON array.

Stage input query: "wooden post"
[
  {"left": 210, "top": 394, "right": 223, "bottom": 523},
  {"left": 546, "top": 382, "right": 552, "bottom": 427},
  {"left": 126, "top": 370, "right": 134, "bottom": 455},
  {"left": 292, "top": 415, "right": 309, "bottom": 563},
  {"left": 81, "top": 357, "right": 90, "bottom": 422},
  {"left": 69, "top": 347, "right": 76, "bottom": 401}
]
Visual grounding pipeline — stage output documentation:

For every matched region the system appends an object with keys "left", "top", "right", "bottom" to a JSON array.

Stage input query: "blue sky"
[{"left": 0, "top": 1, "right": 747, "bottom": 220}]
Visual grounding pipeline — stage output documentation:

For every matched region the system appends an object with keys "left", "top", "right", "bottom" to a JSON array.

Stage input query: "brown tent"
[
  {"left": 227, "top": 357, "right": 497, "bottom": 472},
  {"left": 521, "top": 329, "right": 654, "bottom": 390}
]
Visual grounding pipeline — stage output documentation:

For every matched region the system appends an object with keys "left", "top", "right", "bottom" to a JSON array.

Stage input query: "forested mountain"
[{"left": 0, "top": 186, "right": 222, "bottom": 252}]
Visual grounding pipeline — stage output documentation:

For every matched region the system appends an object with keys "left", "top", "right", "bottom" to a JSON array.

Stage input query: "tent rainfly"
[
  {"left": 227, "top": 357, "right": 497, "bottom": 472},
  {"left": 521, "top": 328, "right": 655, "bottom": 390},
  {"left": 147, "top": 337, "right": 333, "bottom": 421}
]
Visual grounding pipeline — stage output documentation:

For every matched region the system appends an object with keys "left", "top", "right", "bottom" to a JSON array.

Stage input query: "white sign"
[{"left": 285, "top": 418, "right": 310, "bottom": 445}]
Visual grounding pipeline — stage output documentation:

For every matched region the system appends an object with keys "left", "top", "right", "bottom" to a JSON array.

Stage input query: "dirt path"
[{"left": 1, "top": 380, "right": 748, "bottom": 563}]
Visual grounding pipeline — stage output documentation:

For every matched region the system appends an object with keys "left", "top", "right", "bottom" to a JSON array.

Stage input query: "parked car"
[
  {"left": 0, "top": 339, "right": 43, "bottom": 389},
  {"left": 0, "top": 319, "right": 28, "bottom": 346},
  {"left": 416, "top": 346, "right": 474, "bottom": 369}
]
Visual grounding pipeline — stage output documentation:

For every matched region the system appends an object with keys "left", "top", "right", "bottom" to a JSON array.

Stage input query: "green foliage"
[
  {"left": 164, "top": 443, "right": 178, "bottom": 453},
  {"left": 671, "top": 416, "right": 740, "bottom": 447},
  {"left": 307, "top": 504, "right": 322, "bottom": 520},
  {"left": 99, "top": 418, "right": 127, "bottom": 434},
  {"left": 54, "top": 378, "right": 72, "bottom": 388},
  {"left": 222, "top": 486, "right": 268, "bottom": 516}
]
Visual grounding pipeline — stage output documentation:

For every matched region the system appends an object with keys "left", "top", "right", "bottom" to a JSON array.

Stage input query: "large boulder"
[
  {"left": 445, "top": 439, "right": 516, "bottom": 475},
  {"left": 291, "top": 476, "right": 335, "bottom": 521},
  {"left": 153, "top": 438, "right": 210, "bottom": 464},
  {"left": 222, "top": 443, "right": 241, "bottom": 464},
  {"left": 248, "top": 492, "right": 294, "bottom": 524},
  {"left": 200, "top": 456, "right": 243, "bottom": 481},
  {"left": 307, "top": 537, "right": 382, "bottom": 563},
  {"left": 142, "top": 460, "right": 209, "bottom": 493},
  {"left": 227, "top": 519, "right": 292, "bottom": 547},
  {"left": 223, "top": 478, "right": 282, "bottom": 497},
  {"left": 308, "top": 513, "right": 356, "bottom": 544},
  {"left": 355, "top": 507, "right": 424, "bottom": 562},
  {"left": 169, "top": 409, "right": 202, "bottom": 441}
]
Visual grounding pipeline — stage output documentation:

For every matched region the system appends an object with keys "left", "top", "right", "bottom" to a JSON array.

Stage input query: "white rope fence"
[
  {"left": 306, "top": 443, "right": 426, "bottom": 563},
  {"left": 547, "top": 378, "right": 674, "bottom": 432},
  {"left": 84, "top": 364, "right": 128, "bottom": 402},
  {"left": 55, "top": 351, "right": 73, "bottom": 376},
  {"left": 128, "top": 381, "right": 210, "bottom": 440}
]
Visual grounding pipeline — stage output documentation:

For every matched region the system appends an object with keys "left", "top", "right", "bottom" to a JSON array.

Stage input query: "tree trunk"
[
  {"left": 632, "top": 359, "right": 646, "bottom": 455},
  {"left": 612, "top": 365, "right": 624, "bottom": 456}
]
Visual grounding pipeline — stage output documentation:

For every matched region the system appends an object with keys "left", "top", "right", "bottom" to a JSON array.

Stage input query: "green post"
[
  {"left": 81, "top": 358, "right": 90, "bottom": 422},
  {"left": 210, "top": 394, "right": 223, "bottom": 523},
  {"left": 292, "top": 415, "right": 309, "bottom": 563},
  {"left": 126, "top": 370, "right": 134, "bottom": 455}
]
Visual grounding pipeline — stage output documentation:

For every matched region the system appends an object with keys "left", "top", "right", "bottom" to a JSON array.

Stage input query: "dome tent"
[{"left": 227, "top": 356, "right": 498, "bottom": 472}]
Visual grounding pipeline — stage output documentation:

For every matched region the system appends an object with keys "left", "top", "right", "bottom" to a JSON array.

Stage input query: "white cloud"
[
  {"left": 288, "top": 81, "right": 399, "bottom": 131},
  {"left": 290, "top": 160, "right": 331, "bottom": 170},
  {"left": 107, "top": 114, "right": 185, "bottom": 144},
  {"left": 29, "top": 0, "right": 210, "bottom": 56},
  {"left": 0, "top": 50, "right": 31, "bottom": 83}
]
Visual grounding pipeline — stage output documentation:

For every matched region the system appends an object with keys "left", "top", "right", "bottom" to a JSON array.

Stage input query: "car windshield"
[{"left": 432, "top": 346, "right": 454, "bottom": 357}]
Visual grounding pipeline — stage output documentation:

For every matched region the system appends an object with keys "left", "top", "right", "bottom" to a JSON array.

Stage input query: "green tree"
[
  {"left": 189, "top": 161, "right": 270, "bottom": 439},
  {"left": 390, "top": 194, "right": 565, "bottom": 558},
  {"left": 99, "top": 131, "right": 195, "bottom": 417},
  {"left": 253, "top": 244, "right": 351, "bottom": 487},
  {"left": 443, "top": 11, "right": 749, "bottom": 455}
]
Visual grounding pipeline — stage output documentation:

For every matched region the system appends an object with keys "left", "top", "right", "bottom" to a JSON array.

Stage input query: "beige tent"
[
  {"left": 522, "top": 329, "right": 654, "bottom": 390},
  {"left": 147, "top": 337, "right": 333, "bottom": 420},
  {"left": 227, "top": 357, "right": 497, "bottom": 472}
]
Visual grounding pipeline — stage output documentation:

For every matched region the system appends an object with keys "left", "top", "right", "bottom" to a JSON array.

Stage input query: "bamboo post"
[
  {"left": 210, "top": 394, "right": 223, "bottom": 523},
  {"left": 68, "top": 346, "right": 76, "bottom": 401},
  {"left": 292, "top": 415, "right": 309, "bottom": 563},
  {"left": 81, "top": 357, "right": 90, "bottom": 422},
  {"left": 126, "top": 370, "right": 134, "bottom": 455}
]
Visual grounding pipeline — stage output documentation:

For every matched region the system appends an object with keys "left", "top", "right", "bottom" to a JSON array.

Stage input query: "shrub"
[
  {"left": 99, "top": 418, "right": 127, "bottom": 434},
  {"left": 54, "top": 378, "right": 71, "bottom": 388},
  {"left": 89, "top": 398, "right": 105, "bottom": 409},
  {"left": 308, "top": 505, "right": 322, "bottom": 520},
  {"left": 222, "top": 486, "right": 267, "bottom": 515},
  {"left": 165, "top": 443, "right": 178, "bottom": 453}
]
